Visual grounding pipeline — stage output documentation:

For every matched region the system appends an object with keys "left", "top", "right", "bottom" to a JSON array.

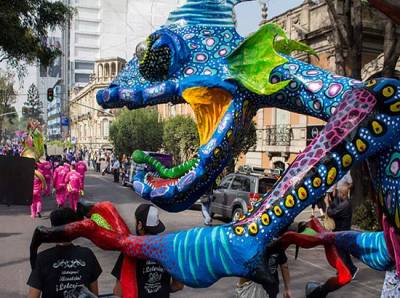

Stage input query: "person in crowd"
[
  {"left": 37, "top": 160, "right": 53, "bottom": 197},
  {"left": 27, "top": 208, "right": 102, "bottom": 298},
  {"left": 53, "top": 161, "right": 70, "bottom": 208},
  {"left": 76, "top": 160, "right": 88, "bottom": 190},
  {"left": 326, "top": 187, "right": 359, "bottom": 279},
  {"left": 96, "top": 151, "right": 101, "bottom": 173},
  {"left": 112, "top": 157, "right": 121, "bottom": 183},
  {"left": 235, "top": 239, "right": 292, "bottom": 298},
  {"left": 65, "top": 163, "right": 83, "bottom": 211},
  {"left": 381, "top": 268, "right": 400, "bottom": 298},
  {"left": 112, "top": 204, "right": 184, "bottom": 297},
  {"left": 201, "top": 185, "right": 213, "bottom": 226},
  {"left": 31, "top": 167, "right": 46, "bottom": 219},
  {"left": 311, "top": 198, "right": 326, "bottom": 218}
]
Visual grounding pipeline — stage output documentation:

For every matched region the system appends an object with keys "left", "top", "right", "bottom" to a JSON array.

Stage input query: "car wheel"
[{"left": 232, "top": 207, "right": 244, "bottom": 221}]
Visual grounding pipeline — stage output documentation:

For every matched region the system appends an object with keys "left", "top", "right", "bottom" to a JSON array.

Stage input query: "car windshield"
[
  {"left": 257, "top": 178, "right": 277, "bottom": 195},
  {"left": 231, "top": 176, "right": 252, "bottom": 192}
]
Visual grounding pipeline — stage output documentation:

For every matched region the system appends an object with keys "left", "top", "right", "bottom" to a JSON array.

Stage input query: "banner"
[{"left": 0, "top": 156, "right": 35, "bottom": 205}]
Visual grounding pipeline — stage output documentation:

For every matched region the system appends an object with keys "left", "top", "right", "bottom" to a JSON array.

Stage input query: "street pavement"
[{"left": 0, "top": 171, "right": 385, "bottom": 297}]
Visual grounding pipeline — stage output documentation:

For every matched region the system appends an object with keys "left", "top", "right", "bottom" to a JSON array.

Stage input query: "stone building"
[{"left": 70, "top": 57, "right": 126, "bottom": 150}]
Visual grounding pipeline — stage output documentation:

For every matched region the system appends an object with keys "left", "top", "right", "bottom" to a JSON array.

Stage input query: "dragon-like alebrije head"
[{"left": 96, "top": 0, "right": 312, "bottom": 211}]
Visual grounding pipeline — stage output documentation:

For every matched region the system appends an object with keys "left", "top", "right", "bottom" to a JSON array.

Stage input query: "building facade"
[
  {"left": 69, "top": 58, "right": 126, "bottom": 150},
  {"left": 66, "top": 0, "right": 179, "bottom": 90}
]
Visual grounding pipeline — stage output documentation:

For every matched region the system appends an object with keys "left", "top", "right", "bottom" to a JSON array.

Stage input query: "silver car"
[{"left": 210, "top": 173, "right": 277, "bottom": 220}]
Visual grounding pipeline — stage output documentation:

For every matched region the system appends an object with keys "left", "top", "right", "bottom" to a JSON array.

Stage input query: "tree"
[
  {"left": 109, "top": 108, "right": 163, "bottom": 156},
  {"left": 226, "top": 120, "right": 257, "bottom": 173},
  {"left": 325, "top": 0, "right": 363, "bottom": 78},
  {"left": 382, "top": 19, "right": 400, "bottom": 78},
  {"left": 0, "top": 72, "right": 17, "bottom": 142},
  {"left": 163, "top": 116, "right": 199, "bottom": 165},
  {"left": 326, "top": 0, "right": 400, "bottom": 79},
  {"left": 0, "top": 1, "right": 73, "bottom": 67},
  {"left": 22, "top": 84, "right": 43, "bottom": 123}
]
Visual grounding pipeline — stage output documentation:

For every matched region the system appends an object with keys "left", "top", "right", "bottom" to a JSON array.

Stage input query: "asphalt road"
[{"left": 0, "top": 171, "right": 385, "bottom": 297}]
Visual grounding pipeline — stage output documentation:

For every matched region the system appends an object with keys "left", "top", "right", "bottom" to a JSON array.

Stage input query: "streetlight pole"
[{"left": 258, "top": 0, "right": 269, "bottom": 25}]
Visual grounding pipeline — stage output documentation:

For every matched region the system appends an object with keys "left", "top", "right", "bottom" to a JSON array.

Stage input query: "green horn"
[{"left": 132, "top": 150, "right": 198, "bottom": 179}]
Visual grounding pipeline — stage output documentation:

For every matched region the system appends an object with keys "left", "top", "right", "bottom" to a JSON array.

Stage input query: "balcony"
[{"left": 254, "top": 125, "right": 308, "bottom": 154}]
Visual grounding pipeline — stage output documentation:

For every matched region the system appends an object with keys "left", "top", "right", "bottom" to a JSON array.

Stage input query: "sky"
[{"left": 236, "top": 0, "right": 304, "bottom": 35}]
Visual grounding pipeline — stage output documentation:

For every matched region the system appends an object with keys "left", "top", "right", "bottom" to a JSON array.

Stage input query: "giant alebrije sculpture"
[{"left": 33, "top": 1, "right": 400, "bottom": 297}]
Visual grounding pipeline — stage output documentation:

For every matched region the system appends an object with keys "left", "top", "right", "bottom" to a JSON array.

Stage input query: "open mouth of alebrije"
[
  {"left": 132, "top": 86, "right": 234, "bottom": 190},
  {"left": 132, "top": 149, "right": 199, "bottom": 189}
]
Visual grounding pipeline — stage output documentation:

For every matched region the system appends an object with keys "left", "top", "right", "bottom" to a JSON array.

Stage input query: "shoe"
[
  {"left": 38, "top": 213, "right": 42, "bottom": 218},
  {"left": 352, "top": 268, "right": 359, "bottom": 280}
]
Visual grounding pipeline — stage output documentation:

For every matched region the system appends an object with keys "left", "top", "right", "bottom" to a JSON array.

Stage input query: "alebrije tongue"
[{"left": 132, "top": 150, "right": 198, "bottom": 179}]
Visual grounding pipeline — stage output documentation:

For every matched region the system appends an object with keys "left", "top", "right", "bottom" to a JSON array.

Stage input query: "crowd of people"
[
  {"left": 32, "top": 158, "right": 87, "bottom": 218},
  {"left": 0, "top": 140, "right": 24, "bottom": 157}
]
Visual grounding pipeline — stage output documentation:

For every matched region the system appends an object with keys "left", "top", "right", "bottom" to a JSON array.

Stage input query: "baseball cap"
[{"left": 135, "top": 204, "right": 165, "bottom": 235}]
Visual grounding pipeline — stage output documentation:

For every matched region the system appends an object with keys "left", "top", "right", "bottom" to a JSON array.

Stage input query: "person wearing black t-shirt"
[
  {"left": 235, "top": 247, "right": 292, "bottom": 298},
  {"left": 27, "top": 208, "right": 102, "bottom": 298},
  {"left": 112, "top": 204, "right": 184, "bottom": 298}
]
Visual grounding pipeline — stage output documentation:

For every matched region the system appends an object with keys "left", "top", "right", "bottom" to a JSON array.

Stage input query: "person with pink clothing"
[
  {"left": 65, "top": 163, "right": 83, "bottom": 211},
  {"left": 76, "top": 160, "right": 88, "bottom": 190},
  {"left": 31, "top": 169, "right": 46, "bottom": 218},
  {"left": 53, "top": 162, "right": 70, "bottom": 207},
  {"left": 37, "top": 161, "right": 53, "bottom": 196}
]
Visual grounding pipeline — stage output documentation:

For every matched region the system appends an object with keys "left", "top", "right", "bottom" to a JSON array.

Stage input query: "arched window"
[
  {"left": 102, "top": 119, "right": 109, "bottom": 138},
  {"left": 97, "top": 64, "right": 103, "bottom": 78},
  {"left": 104, "top": 63, "right": 110, "bottom": 78},
  {"left": 111, "top": 62, "right": 116, "bottom": 77}
]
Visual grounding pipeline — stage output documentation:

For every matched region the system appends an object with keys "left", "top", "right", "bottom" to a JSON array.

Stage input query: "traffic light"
[{"left": 47, "top": 88, "right": 54, "bottom": 102}]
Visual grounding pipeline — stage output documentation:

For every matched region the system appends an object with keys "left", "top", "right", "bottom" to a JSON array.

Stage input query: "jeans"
[
  {"left": 338, "top": 247, "right": 357, "bottom": 275},
  {"left": 201, "top": 199, "right": 212, "bottom": 225}
]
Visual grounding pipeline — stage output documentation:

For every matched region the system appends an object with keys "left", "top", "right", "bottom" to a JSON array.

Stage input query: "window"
[
  {"left": 231, "top": 176, "right": 251, "bottom": 192},
  {"left": 75, "top": 73, "right": 90, "bottom": 83},
  {"left": 103, "top": 119, "right": 109, "bottom": 138},
  {"left": 75, "top": 61, "right": 94, "bottom": 70},
  {"left": 219, "top": 175, "right": 233, "bottom": 189}
]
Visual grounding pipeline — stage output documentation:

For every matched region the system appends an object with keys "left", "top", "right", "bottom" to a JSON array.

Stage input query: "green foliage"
[
  {"left": 22, "top": 84, "right": 43, "bottom": 123},
  {"left": 163, "top": 115, "right": 199, "bottom": 165},
  {"left": 0, "top": 0, "right": 74, "bottom": 67},
  {"left": 0, "top": 72, "right": 17, "bottom": 141},
  {"left": 226, "top": 120, "right": 257, "bottom": 172},
  {"left": 110, "top": 108, "right": 163, "bottom": 156},
  {"left": 47, "top": 139, "right": 73, "bottom": 149},
  {"left": 353, "top": 199, "right": 381, "bottom": 231}
]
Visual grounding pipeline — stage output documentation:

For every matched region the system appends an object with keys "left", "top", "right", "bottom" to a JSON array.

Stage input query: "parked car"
[{"left": 210, "top": 172, "right": 278, "bottom": 221}]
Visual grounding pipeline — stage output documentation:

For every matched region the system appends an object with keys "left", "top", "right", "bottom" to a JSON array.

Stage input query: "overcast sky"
[{"left": 236, "top": 0, "right": 304, "bottom": 35}]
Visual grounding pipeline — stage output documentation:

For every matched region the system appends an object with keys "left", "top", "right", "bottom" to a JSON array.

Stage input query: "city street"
[{"left": 0, "top": 171, "right": 385, "bottom": 298}]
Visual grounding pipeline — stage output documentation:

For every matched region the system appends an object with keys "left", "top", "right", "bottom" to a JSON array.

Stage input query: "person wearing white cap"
[{"left": 112, "top": 204, "right": 184, "bottom": 297}]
